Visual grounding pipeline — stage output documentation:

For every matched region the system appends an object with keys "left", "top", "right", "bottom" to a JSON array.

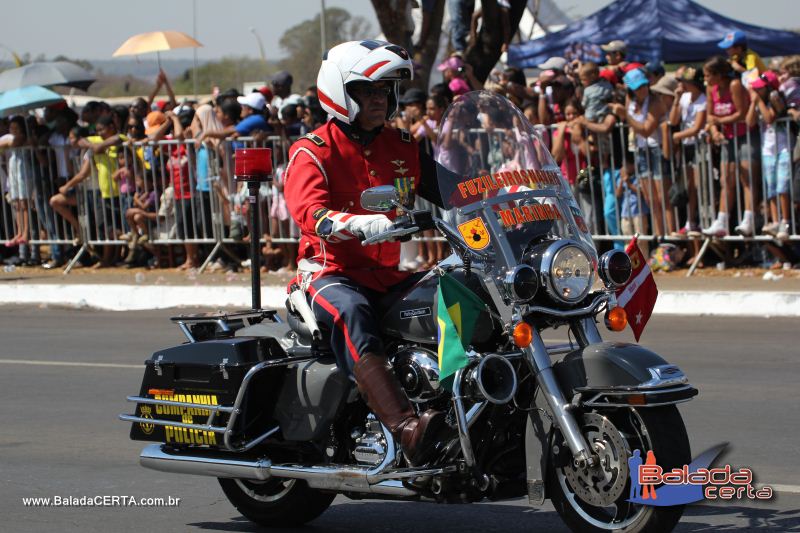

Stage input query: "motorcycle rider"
[{"left": 284, "top": 41, "right": 446, "bottom": 466}]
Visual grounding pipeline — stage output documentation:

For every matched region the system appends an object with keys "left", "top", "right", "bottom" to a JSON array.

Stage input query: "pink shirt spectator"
[
  {"left": 710, "top": 84, "right": 750, "bottom": 139},
  {"left": 552, "top": 127, "right": 583, "bottom": 185}
]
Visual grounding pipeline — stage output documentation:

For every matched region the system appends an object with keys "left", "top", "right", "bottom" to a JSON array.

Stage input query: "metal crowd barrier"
[
  {"left": 2, "top": 120, "right": 797, "bottom": 275},
  {"left": 548, "top": 119, "right": 800, "bottom": 245},
  {"left": 1, "top": 144, "right": 81, "bottom": 266}
]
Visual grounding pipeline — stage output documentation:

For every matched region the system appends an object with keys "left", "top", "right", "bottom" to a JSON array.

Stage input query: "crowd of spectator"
[
  {"left": 2, "top": 27, "right": 800, "bottom": 273},
  {"left": 477, "top": 31, "right": 800, "bottom": 269},
  {"left": 0, "top": 69, "right": 327, "bottom": 272}
]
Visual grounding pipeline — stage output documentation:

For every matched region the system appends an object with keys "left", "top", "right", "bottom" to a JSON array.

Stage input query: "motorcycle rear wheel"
[
  {"left": 218, "top": 477, "right": 336, "bottom": 527},
  {"left": 548, "top": 405, "right": 691, "bottom": 533}
]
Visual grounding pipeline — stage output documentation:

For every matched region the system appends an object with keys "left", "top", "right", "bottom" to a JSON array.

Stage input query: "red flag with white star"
[{"left": 615, "top": 236, "right": 658, "bottom": 341}]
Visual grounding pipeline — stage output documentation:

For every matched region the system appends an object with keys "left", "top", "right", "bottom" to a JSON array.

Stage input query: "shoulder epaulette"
[
  {"left": 399, "top": 129, "right": 411, "bottom": 143},
  {"left": 303, "top": 133, "right": 326, "bottom": 147}
]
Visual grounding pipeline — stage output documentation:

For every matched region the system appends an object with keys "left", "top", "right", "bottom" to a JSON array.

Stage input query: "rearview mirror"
[{"left": 360, "top": 185, "right": 399, "bottom": 213}]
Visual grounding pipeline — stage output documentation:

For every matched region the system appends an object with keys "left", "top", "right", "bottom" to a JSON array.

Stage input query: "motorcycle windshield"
[{"left": 434, "top": 91, "right": 597, "bottom": 268}]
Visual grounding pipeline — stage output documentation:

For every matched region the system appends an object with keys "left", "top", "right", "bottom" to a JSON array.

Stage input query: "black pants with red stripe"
[{"left": 307, "top": 274, "right": 418, "bottom": 378}]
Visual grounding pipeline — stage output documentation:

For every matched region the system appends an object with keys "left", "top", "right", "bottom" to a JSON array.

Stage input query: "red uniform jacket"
[{"left": 284, "top": 121, "right": 421, "bottom": 292}]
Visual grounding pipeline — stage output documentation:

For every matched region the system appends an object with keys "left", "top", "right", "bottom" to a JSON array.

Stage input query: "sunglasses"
[{"left": 351, "top": 84, "right": 392, "bottom": 99}]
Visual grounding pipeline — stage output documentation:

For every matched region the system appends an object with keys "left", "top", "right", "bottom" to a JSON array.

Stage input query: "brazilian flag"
[{"left": 436, "top": 272, "right": 487, "bottom": 390}]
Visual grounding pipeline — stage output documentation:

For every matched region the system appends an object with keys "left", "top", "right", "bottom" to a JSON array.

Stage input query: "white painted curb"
[
  {"left": 1, "top": 284, "right": 799, "bottom": 317},
  {"left": 654, "top": 290, "right": 800, "bottom": 317},
  {"left": 0, "top": 283, "right": 287, "bottom": 312}
]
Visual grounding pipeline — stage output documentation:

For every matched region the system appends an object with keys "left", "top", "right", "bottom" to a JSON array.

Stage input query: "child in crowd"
[
  {"left": 579, "top": 62, "right": 613, "bottom": 129},
  {"left": 778, "top": 56, "right": 800, "bottom": 118},
  {"left": 2, "top": 117, "right": 33, "bottom": 250},
  {"left": 615, "top": 153, "right": 650, "bottom": 257},
  {"left": 747, "top": 71, "right": 793, "bottom": 240},
  {"left": 122, "top": 174, "right": 158, "bottom": 265},
  {"left": 669, "top": 67, "right": 707, "bottom": 237}
]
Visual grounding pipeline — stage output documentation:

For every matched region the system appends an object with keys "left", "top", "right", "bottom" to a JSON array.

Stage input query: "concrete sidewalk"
[{"left": 1, "top": 265, "right": 799, "bottom": 316}]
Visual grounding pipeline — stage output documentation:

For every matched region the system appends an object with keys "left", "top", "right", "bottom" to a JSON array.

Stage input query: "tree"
[
  {"left": 52, "top": 55, "right": 94, "bottom": 72},
  {"left": 279, "top": 7, "right": 373, "bottom": 92},
  {"left": 171, "top": 57, "right": 275, "bottom": 94},
  {"left": 370, "top": 0, "right": 447, "bottom": 91},
  {"left": 371, "top": 0, "right": 527, "bottom": 87},
  {"left": 465, "top": 0, "right": 527, "bottom": 82}
]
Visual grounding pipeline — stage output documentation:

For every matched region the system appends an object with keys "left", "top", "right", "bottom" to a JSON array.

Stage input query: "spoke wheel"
[{"left": 548, "top": 406, "right": 691, "bottom": 533}]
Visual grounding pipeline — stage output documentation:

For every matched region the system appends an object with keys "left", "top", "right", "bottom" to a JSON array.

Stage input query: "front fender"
[
  {"left": 523, "top": 342, "right": 697, "bottom": 506},
  {"left": 553, "top": 342, "right": 698, "bottom": 407}
]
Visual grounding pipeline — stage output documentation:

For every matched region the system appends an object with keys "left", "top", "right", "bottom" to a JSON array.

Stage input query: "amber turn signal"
[
  {"left": 148, "top": 388, "right": 175, "bottom": 396},
  {"left": 627, "top": 394, "right": 646, "bottom": 406},
  {"left": 605, "top": 307, "right": 627, "bottom": 332},
  {"left": 512, "top": 322, "right": 533, "bottom": 347}
]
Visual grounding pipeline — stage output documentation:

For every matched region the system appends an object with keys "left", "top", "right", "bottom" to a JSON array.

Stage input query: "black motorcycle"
[{"left": 121, "top": 92, "right": 697, "bottom": 532}]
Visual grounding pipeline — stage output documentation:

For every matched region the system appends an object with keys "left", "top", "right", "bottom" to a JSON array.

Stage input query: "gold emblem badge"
[
  {"left": 458, "top": 217, "right": 491, "bottom": 250},
  {"left": 139, "top": 405, "right": 155, "bottom": 435}
]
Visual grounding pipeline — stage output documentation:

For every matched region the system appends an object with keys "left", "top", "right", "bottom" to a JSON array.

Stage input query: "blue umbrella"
[{"left": 0, "top": 85, "right": 64, "bottom": 117}]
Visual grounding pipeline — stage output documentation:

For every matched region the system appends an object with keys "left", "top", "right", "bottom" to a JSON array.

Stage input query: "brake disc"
[{"left": 561, "top": 412, "right": 630, "bottom": 507}]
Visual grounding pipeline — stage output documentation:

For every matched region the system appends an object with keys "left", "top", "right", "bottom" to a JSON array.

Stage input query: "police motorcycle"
[{"left": 120, "top": 91, "right": 697, "bottom": 532}]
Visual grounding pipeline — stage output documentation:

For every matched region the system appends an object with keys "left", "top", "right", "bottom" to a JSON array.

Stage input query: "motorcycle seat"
[{"left": 285, "top": 299, "right": 333, "bottom": 356}]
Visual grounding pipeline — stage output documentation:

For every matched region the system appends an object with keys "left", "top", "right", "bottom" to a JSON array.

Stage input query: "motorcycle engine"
[
  {"left": 392, "top": 347, "right": 443, "bottom": 403},
  {"left": 352, "top": 414, "right": 387, "bottom": 466}
]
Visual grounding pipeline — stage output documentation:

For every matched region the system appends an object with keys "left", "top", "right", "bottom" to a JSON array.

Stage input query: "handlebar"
[{"left": 361, "top": 225, "right": 420, "bottom": 245}]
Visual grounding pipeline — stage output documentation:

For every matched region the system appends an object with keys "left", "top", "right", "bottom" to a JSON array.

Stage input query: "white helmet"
[{"left": 317, "top": 40, "right": 413, "bottom": 124}]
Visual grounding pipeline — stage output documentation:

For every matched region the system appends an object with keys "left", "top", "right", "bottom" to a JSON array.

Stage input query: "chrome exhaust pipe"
[{"left": 139, "top": 444, "right": 417, "bottom": 497}]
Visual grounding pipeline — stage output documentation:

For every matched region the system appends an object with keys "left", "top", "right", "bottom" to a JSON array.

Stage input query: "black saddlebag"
[{"left": 128, "top": 336, "right": 285, "bottom": 447}]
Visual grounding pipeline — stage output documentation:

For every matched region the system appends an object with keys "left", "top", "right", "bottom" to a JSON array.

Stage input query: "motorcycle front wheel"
[
  {"left": 218, "top": 477, "right": 336, "bottom": 528},
  {"left": 548, "top": 405, "right": 691, "bottom": 533}
]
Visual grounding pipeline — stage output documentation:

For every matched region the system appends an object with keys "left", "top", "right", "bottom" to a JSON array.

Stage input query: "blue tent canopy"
[{"left": 509, "top": 0, "right": 800, "bottom": 68}]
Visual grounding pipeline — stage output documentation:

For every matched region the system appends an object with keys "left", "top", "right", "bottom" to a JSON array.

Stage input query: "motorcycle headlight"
[
  {"left": 503, "top": 265, "right": 538, "bottom": 303},
  {"left": 542, "top": 242, "right": 594, "bottom": 303},
  {"left": 598, "top": 249, "right": 632, "bottom": 288}
]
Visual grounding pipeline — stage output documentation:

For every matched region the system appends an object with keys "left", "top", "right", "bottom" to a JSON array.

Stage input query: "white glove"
[{"left": 327, "top": 212, "right": 394, "bottom": 243}]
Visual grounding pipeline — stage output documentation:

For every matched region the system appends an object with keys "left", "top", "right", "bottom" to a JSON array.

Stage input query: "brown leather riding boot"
[{"left": 353, "top": 352, "right": 446, "bottom": 466}]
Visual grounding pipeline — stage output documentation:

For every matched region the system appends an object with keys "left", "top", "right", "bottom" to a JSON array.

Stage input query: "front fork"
[{"left": 522, "top": 318, "right": 603, "bottom": 468}]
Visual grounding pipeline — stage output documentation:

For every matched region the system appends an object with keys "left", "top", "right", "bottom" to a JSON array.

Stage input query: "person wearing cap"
[
  {"left": 537, "top": 56, "right": 568, "bottom": 74},
  {"left": 234, "top": 92, "right": 270, "bottom": 137},
  {"left": 718, "top": 30, "right": 766, "bottom": 76},
  {"left": 601, "top": 40, "right": 627, "bottom": 68},
  {"left": 538, "top": 73, "right": 575, "bottom": 126},
  {"left": 394, "top": 88, "right": 427, "bottom": 132},
  {"left": 746, "top": 70, "right": 792, "bottom": 240},
  {"left": 668, "top": 67, "right": 707, "bottom": 238},
  {"left": 271, "top": 71, "right": 302, "bottom": 115},
  {"left": 610, "top": 68, "right": 673, "bottom": 236},
  {"left": 437, "top": 55, "right": 481, "bottom": 97}
]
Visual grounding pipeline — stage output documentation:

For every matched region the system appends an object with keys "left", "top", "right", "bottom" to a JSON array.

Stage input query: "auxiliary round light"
[
  {"left": 512, "top": 322, "right": 533, "bottom": 347},
  {"left": 504, "top": 265, "right": 538, "bottom": 303},
  {"left": 605, "top": 307, "right": 627, "bottom": 332},
  {"left": 598, "top": 249, "right": 632, "bottom": 288}
]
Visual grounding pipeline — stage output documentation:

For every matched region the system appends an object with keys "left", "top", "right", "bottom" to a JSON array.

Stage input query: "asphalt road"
[{"left": 0, "top": 305, "right": 798, "bottom": 532}]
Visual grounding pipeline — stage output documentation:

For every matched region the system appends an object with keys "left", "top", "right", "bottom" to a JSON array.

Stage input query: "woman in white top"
[
  {"left": 610, "top": 68, "right": 670, "bottom": 236},
  {"left": 668, "top": 67, "right": 707, "bottom": 236}
]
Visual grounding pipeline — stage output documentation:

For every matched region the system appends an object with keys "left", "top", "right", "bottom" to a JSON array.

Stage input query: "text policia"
[
  {"left": 640, "top": 464, "right": 774, "bottom": 500},
  {"left": 155, "top": 393, "right": 219, "bottom": 445}
]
